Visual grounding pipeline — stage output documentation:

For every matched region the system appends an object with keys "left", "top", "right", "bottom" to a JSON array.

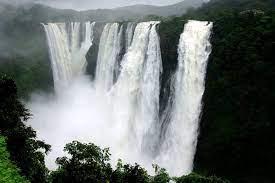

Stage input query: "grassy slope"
[{"left": 0, "top": 136, "right": 29, "bottom": 183}]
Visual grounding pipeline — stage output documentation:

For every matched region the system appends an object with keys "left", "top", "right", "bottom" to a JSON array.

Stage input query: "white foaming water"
[
  {"left": 157, "top": 20, "right": 213, "bottom": 176},
  {"left": 125, "top": 22, "right": 135, "bottom": 50},
  {"left": 110, "top": 21, "right": 161, "bottom": 168},
  {"left": 138, "top": 23, "right": 162, "bottom": 158},
  {"left": 42, "top": 22, "right": 95, "bottom": 89},
  {"left": 95, "top": 23, "right": 122, "bottom": 91},
  {"left": 29, "top": 20, "right": 213, "bottom": 176}
]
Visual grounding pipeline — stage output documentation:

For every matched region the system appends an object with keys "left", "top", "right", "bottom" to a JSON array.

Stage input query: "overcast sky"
[{"left": 2, "top": 0, "right": 185, "bottom": 10}]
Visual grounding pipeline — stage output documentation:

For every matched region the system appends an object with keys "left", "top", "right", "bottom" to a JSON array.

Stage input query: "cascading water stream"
[
  {"left": 42, "top": 22, "right": 95, "bottom": 89},
  {"left": 125, "top": 22, "right": 135, "bottom": 50},
  {"left": 157, "top": 20, "right": 213, "bottom": 176},
  {"left": 110, "top": 21, "right": 162, "bottom": 167},
  {"left": 138, "top": 23, "right": 162, "bottom": 158},
  {"left": 42, "top": 23, "right": 71, "bottom": 87},
  {"left": 95, "top": 23, "right": 122, "bottom": 92},
  {"left": 69, "top": 22, "right": 81, "bottom": 54}
]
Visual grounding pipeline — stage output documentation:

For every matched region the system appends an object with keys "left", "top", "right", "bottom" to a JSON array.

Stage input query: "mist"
[
  {"left": 27, "top": 74, "right": 160, "bottom": 174},
  {"left": 27, "top": 76, "right": 120, "bottom": 170}
]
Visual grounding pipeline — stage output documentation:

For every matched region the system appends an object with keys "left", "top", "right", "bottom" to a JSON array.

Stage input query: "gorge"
[{"left": 28, "top": 20, "right": 212, "bottom": 176}]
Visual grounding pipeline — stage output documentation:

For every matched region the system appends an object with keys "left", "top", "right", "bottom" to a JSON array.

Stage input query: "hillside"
[
  {"left": 114, "top": 0, "right": 205, "bottom": 17},
  {"left": 0, "top": 0, "right": 205, "bottom": 23},
  {"left": 158, "top": 0, "right": 275, "bottom": 183}
]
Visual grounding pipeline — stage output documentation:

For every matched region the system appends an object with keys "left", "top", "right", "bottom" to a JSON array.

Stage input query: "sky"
[{"left": 2, "top": 0, "right": 184, "bottom": 10}]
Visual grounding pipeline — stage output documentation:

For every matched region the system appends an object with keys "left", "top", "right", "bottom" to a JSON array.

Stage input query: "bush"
[
  {"left": 50, "top": 141, "right": 112, "bottom": 183},
  {"left": 176, "top": 173, "right": 230, "bottom": 183}
]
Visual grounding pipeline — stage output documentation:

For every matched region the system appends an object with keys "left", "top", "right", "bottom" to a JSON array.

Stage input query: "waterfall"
[
  {"left": 42, "top": 22, "right": 95, "bottom": 89},
  {"left": 110, "top": 21, "right": 162, "bottom": 166},
  {"left": 37, "top": 20, "right": 213, "bottom": 176},
  {"left": 158, "top": 20, "right": 213, "bottom": 176},
  {"left": 95, "top": 23, "right": 123, "bottom": 91}
]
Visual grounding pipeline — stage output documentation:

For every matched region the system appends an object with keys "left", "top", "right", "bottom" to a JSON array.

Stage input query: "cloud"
[
  {"left": 0, "top": 0, "right": 36, "bottom": 5},
  {"left": 1, "top": 0, "right": 184, "bottom": 10}
]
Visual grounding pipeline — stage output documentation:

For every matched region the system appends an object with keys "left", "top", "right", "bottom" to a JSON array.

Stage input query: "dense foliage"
[
  {"left": 0, "top": 56, "right": 53, "bottom": 98},
  {"left": 0, "top": 136, "right": 29, "bottom": 183},
  {"left": 196, "top": 9, "right": 275, "bottom": 183},
  {"left": 0, "top": 76, "right": 50, "bottom": 182},
  {"left": 50, "top": 141, "right": 229, "bottom": 183},
  {"left": 50, "top": 141, "right": 152, "bottom": 183},
  {"left": 111, "top": 162, "right": 150, "bottom": 183},
  {"left": 50, "top": 141, "right": 113, "bottom": 183},
  {"left": 176, "top": 173, "right": 230, "bottom": 183}
]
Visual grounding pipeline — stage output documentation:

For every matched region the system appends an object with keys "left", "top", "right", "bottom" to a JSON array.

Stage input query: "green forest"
[{"left": 1, "top": 0, "right": 275, "bottom": 182}]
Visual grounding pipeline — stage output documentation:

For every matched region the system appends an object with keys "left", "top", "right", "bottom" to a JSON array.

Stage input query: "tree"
[
  {"left": 151, "top": 165, "right": 170, "bottom": 183},
  {"left": 50, "top": 141, "right": 112, "bottom": 183},
  {"left": 112, "top": 163, "right": 150, "bottom": 183},
  {"left": 0, "top": 76, "right": 50, "bottom": 183}
]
